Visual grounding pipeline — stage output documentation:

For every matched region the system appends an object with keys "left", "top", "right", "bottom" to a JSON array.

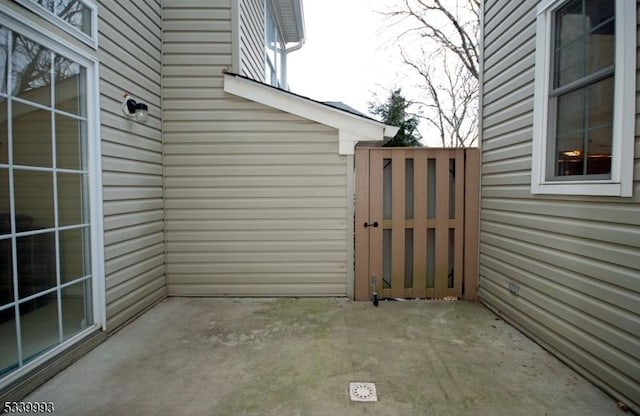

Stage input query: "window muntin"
[
  {"left": 15, "top": 0, "right": 97, "bottom": 47},
  {"left": 531, "top": 0, "right": 635, "bottom": 196},
  {"left": 0, "top": 24, "right": 94, "bottom": 378}
]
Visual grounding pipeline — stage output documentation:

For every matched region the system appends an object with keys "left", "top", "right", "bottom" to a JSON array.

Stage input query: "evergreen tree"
[{"left": 369, "top": 89, "right": 422, "bottom": 147}]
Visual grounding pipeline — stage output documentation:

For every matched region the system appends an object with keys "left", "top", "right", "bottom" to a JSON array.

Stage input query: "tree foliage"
[
  {"left": 383, "top": 0, "right": 480, "bottom": 147},
  {"left": 369, "top": 88, "right": 422, "bottom": 147}
]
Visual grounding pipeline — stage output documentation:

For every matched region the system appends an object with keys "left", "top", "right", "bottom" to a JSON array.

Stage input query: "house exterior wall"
[
  {"left": 480, "top": 0, "right": 640, "bottom": 411},
  {"left": 238, "top": 0, "right": 266, "bottom": 80},
  {"left": 162, "top": 1, "right": 350, "bottom": 296},
  {"left": 98, "top": 0, "right": 166, "bottom": 331}
]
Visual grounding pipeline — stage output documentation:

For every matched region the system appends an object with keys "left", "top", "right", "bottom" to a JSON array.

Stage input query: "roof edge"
[{"left": 223, "top": 72, "right": 398, "bottom": 154}]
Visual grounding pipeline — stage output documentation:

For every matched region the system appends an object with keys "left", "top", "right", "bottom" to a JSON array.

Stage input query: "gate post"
[{"left": 463, "top": 149, "right": 480, "bottom": 300}]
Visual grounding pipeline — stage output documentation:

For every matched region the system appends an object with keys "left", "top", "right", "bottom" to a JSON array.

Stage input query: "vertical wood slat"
[
  {"left": 434, "top": 151, "right": 450, "bottom": 298},
  {"left": 463, "top": 149, "right": 480, "bottom": 301},
  {"left": 451, "top": 150, "right": 465, "bottom": 297},
  {"left": 390, "top": 149, "right": 406, "bottom": 296},
  {"left": 354, "top": 148, "right": 370, "bottom": 301},
  {"left": 370, "top": 150, "right": 384, "bottom": 297},
  {"left": 413, "top": 153, "right": 427, "bottom": 298}
]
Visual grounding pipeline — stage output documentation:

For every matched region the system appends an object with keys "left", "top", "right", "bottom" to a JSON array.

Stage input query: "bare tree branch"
[{"left": 382, "top": 0, "right": 479, "bottom": 147}]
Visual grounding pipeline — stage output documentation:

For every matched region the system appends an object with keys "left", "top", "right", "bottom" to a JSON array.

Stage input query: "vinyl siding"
[
  {"left": 480, "top": 1, "right": 640, "bottom": 412},
  {"left": 99, "top": 0, "right": 166, "bottom": 331},
  {"left": 239, "top": 0, "right": 266, "bottom": 81},
  {"left": 162, "top": 1, "right": 349, "bottom": 296}
]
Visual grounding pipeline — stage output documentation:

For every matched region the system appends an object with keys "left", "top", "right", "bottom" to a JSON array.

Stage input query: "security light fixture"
[{"left": 122, "top": 94, "right": 149, "bottom": 122}]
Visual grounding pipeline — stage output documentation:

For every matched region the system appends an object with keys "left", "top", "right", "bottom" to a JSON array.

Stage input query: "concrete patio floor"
[{"left": 26, "top": 297, "right": 622, "bottom": 415}]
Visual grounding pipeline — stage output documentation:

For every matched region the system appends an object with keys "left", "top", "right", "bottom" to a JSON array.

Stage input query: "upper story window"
[
  {"left": 265, "top": 2, "right": 285, "bottom": 88},
  {"left": 531, "top": 0, "right": 636, "bottom": 196},
  {"left": 15, "top": 0, "right": 97, "bottom": 48}
]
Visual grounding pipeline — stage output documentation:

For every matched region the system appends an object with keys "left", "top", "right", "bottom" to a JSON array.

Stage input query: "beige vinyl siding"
[
  {"left": 479, "top": 1, "right": 640, "bottom": 412},
  {"left": 99, "top": 0, "right": 166, "bottom": 331},
  {"left": 238, "top": 0, "right": 266, "bottom": 81},
  {"left": 163, "top": 1, "right": 348, "bottom": 296},
  {"left": 163, "top": 106, "right": 348, "bottom": 296}
]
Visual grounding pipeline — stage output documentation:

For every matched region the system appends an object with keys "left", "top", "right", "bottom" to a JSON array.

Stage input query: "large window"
[
  {"left": 531, "top": 0, "right": 636, "bottom": 196},
  {"left": 0, "top": 20, "right": 96, "bottom": 380},
  {"left": 265, "top": 2, "right": 285, "bottom": 88}
]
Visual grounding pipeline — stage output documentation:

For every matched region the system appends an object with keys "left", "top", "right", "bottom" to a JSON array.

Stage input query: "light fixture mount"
[{"left": 122, "top": 93, "right": 149, "bottom": 122}]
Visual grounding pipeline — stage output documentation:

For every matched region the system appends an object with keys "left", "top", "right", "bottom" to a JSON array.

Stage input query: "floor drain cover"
[{"left": 349, "top": 382, "right": 377, "bottom": 402}]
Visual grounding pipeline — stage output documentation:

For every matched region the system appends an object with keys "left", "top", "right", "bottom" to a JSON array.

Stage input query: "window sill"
[{"left": 531, "top": 180, "right": 632, "bottom": 197}]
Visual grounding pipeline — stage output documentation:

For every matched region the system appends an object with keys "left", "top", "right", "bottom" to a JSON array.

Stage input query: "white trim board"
[{"left": 223, "top": 73, "right": 398, "bottom": 155}]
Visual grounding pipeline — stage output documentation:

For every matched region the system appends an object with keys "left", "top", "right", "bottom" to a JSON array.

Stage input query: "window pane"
[
  {"left": 14, "top": 170, "right": 54, "bottom": 230},
  {"left": 59, "top": 227, "right": 90, "bottom": 284},
  {"left": 12, "top": 34, "right": 52, "bottom": 107},
  {"left": 61, "top": 279, "right": 91, "bottom": 340},
  {"left": 12, "top": 101, "right": 53, "bottom": 167},
  {"left": 17, "top": 232, "right": 56, "bottom": 298},
  {"left": 35, "top": 0, "right": 55, "bottom": 12},
  {"left": 586, "top": 127, "right": 612, "bottom": 175},
  {"left": 0, "top": 27, "right": 8, "bottom": 96},
  {"left": 0, "top": 168, "right": 9, "bottom": 235},
  {"left": 556, "top": 132, "right": 584, "bottom": 176},
  {"left": 54, "top": 55, "right": 85, "bottom": 116},
  {"left": 20, "top": 291, "right": 60, "bottom": 362},
  {"left": 555, "top": 0, "right": 584, "bottom": 49},
  {"left": 58, "top": 172, "right": 85, "bottom": 226},
  {"left": 0, "top": 239, "right": 13, "bottom": 305},
  {"left": 0, "top": 307, "right": 18, "bottom": 376},
  {"left": 55, "top": 0, "right": 92, "bottom": 36},
  {"left": 556, "top": 88, "right": 584, "bottom": 135},
  {"left": 56, "top": 114, "right": 84, "bottom": 170},
  {"left": 0, "top": 106, "right": 7, "bottom": 165},
  {"left": 587, "top": 76, "right": 614, "bottom": 128},
  {"left": 587, "top": 20, "right": 614, "bottom": 75},
  {"left": 585, "top": 0, "right": 614, "bottom": 28}
]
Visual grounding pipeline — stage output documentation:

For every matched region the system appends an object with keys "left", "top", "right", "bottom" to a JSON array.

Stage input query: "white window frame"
[
  {"left": 0, "top": 5, "right": 105, "bottom": 388},
  {"left": 264, "top": 0, "right": 286, "bottom": 88},
  {"left": 14, "top": 0, "right": 98, "bottom": 49},
  {"left": 531, "top": 0, "right": 636, "bottom": 197}
]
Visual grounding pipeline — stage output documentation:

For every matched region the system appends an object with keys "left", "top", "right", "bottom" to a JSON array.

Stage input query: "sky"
[{"left": 287, "top": 0, "right": 415, "bottom": 121}]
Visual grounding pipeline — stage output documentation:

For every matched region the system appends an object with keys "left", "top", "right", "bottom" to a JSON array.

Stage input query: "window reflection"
[
  {"left": 55, "top": 0, "right": 92, "bottom": 36},
  {"left": 17, "top": 232, "right": 56, "bottom": 299},
  {"left": 14, "top": 170, "right": 54, "bottom": 230},
  {"left": 59, "top": 227, "right": 90, "bottom": 284},
  {"left": 12, "top": 102, "right": 53, "bottom": 167},
  {"left": 54, "top": 55, "right": 85, "bottom": 115},
  {"left": 20, "top": 292, "right": 60, "bottom": 361},
  {"left": 0, "top": 238, "right": 13, "bottom": 305},
  {"left": 56, "top": 115, "right": 84, "bottom": 170},
  {"left": 12, "top": 34, "right": 52, "bottom": 106},
  {"left": 0, "top": 307, "right": 18, "bottom": 376}
]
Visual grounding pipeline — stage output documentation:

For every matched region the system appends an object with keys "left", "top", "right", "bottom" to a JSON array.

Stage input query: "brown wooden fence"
[{"left": 355, "top": 147, "right": 479, "bottom": 301}]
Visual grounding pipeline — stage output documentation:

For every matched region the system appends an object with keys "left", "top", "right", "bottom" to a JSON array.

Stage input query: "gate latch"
[{"left": 363, "top": 221, "right": 379, "bottom": 228}]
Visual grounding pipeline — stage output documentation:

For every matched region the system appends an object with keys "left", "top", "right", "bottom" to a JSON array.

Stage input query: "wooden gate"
[{"left": 355, "top": 147, "right": 480, "bottom": 301}]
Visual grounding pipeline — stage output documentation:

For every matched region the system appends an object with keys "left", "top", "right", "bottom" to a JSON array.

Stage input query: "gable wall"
[{"left": 479, "top": 1, "right": 640, "bottom": 411}]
